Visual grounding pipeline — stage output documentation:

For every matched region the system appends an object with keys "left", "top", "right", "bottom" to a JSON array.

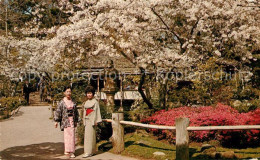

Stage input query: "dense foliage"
[{"left": 0, "top": 96, "right": 26, "bottom": 119}]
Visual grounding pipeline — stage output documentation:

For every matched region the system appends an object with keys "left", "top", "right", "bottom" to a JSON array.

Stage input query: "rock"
[
  {"left": 153, "top": 151, "right": 166, "bottom": 156},
  {"left": 135, "top": 129, "right": 149, "bottom": 137},
  {"left": 98, "top": 142, "right": 113, "bottom": 151},
  {"left": 201, "top": 144, "right": 216, "bottom": 152},
  {"left": 215, "top": 152, "right": 222, "bottom": 159},
  {"left": 202, "top": 147, "right": 217, "bottom": 155},
  {"left": 233, "top": 100, "right": 242, "bottom": 107},
  {"left": 220, "top": 151, "right": 237, "bottom": 159},
  {"left": 201, "top": 144, "right": 218, "bottom": 158},
  {"left": 209, "top": 151, "right": 234, "bottom": 159},
  {"left": 104, "top": 143, "right": 113, "bottom": 148},
  {"left": 136, "top": 140, "right": 151, "bottom": 145},
  {"left": 208, "top": 152, "right": 218, "bottom": 159},
  {"left": 208, "top": 140, "right": 221, "bottom": 147}
]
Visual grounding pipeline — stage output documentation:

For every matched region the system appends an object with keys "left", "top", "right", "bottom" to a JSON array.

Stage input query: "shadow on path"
[{"left": 0, "top": 142, "right": 84, "bottom": 160}]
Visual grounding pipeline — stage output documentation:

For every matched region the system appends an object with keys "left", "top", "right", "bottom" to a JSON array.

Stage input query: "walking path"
[{"left": 0, "top": 93, "right": 138, "bottom": 160}]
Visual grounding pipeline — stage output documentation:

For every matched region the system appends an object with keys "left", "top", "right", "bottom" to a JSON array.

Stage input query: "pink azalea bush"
[{"left": 141, "top": 103, "right": 260, "bottom": 147}]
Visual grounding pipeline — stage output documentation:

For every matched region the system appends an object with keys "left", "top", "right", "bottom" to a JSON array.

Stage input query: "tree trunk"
[
  {"left": 159, "top": 75, "right": 168, "bottom": 110},
  {"left": 138, "top": 67, "right": 153, "bottom": 109}
]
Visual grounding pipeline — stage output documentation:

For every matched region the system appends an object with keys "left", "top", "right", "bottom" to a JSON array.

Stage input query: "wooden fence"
[{"left": 104, "top": 113, "right": 260, "bottom": 160}]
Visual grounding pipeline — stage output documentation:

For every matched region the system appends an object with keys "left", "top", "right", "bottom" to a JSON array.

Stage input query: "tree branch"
[
  {"left": 151, "top": 7, "right": 184, "bottom": 45},
  {"left": 189, "top": 18, "right": 200, "bottom": 40}
]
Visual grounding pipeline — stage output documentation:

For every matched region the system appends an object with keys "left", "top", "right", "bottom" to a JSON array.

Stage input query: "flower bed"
[{"left": 141, "top": 103, "right": 260, "bottom": 147}]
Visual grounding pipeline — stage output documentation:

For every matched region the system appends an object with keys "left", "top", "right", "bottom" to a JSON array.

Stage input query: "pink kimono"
[{"left": 63, "top": 97, "right": 75, "bottom": 153}]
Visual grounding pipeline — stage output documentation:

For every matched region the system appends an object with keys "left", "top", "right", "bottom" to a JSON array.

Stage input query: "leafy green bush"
[
  {"left": 128, "top": 99, "right": 156, "bottom": 122},
  {"left": 96, "top": 101, "right": 113, "bottom": 142},
  {"left": 76, "top": 121, "right": 85, "bottom": 145},
  {"left": 232, "top": 99, "right": 260, "bottom": 113},
  {"left": 0, "top": 96, "right": 26, "bottom": 119}
]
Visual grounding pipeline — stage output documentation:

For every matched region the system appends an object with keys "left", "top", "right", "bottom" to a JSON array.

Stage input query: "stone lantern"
[{"left": 102, "top": 60, "right": 119, "bottom": 113}]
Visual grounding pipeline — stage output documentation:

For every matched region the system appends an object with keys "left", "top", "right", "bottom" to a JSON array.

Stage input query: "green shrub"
[
  {"left": 0, "top": 96, "right": 26, "bottom": 119},
  {"left": 76, "top": 121, "right": 85, "bottom": 145},
  {"left": 232, "top": 99, "right": 260, "bottom": 113},
  {"left": 128, "top": 99, "right": 156, "bottom": 122}
]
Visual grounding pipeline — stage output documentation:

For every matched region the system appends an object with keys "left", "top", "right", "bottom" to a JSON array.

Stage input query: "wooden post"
[
  {"left": 111, "top": 113, "right": 125, "bottom": 153},
  {"left": 5, "top": 4, "right": 8, "bottom": 37},
  {"left": 119, "top": 74, "right": 124, "bottom": 112},
  {"left": 99, "top": 76, "right": 102, "bottom": 100},
  {"left": 78, "top": 106, "right": 83, "bottom": 120},
  {"left": 97, "top": 75, "right": 100, "bottom": 102},
  {"left": 51, "top": 101, "right": 54, "bottom": 117},
  {"left": 50, "top": 100, "right": 56, "bottom": 119},
  {"left": 120, "top": 74, "right": 123, "bottom": 108},
  {"left": 176, "top": 118, "right": 189, "bottom": 160}
]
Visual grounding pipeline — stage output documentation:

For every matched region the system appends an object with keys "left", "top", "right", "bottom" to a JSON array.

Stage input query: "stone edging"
[{"left": 10, "top": 105, "right": 22, "bottom": 117}]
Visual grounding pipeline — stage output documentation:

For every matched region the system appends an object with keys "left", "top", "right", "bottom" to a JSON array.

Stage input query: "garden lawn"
[{"left": 97, "top": 132, "right": 260, "bottom": 160}]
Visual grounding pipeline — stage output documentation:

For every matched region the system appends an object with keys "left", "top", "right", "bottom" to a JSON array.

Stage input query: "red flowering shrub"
[{"left": 141, "top": 103, "right": 260, "bottom": 147}]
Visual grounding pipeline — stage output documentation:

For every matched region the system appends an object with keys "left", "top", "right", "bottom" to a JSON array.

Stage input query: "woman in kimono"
[
  {"left": 54, "top": 86, "right": 80, "bottom": 158},
  {"left": 82, "top": 86, "right": 102, "bottom": 158}
]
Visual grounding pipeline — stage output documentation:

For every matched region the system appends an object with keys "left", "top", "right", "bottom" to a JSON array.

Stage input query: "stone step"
[
  {"left": 30, "top": 104, "right": 50, "bottom": 106},
  {"left": 30, "top": 102, "right": 49, "bottom": 104},
  {"left": 28, "top": 92, "right": 51, "bottom": 106}
]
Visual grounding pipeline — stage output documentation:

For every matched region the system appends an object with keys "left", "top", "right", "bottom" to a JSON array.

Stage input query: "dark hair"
[
  {"left": 63, "top": 86, "right": 72, "bottom": 92},
  {"left": 85, "top": 85, "right": 95, "bottom": 95}
]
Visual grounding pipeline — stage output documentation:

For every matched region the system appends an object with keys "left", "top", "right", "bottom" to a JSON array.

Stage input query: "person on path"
[
  {"left": 54, "top": 86, "right": 80, "bottom": 158},
  {"left": 82, "top": 86, "right": 102, "bottom": 158},
  {"left": 22, "top": 80, "right": 31, "bottom": 105}
]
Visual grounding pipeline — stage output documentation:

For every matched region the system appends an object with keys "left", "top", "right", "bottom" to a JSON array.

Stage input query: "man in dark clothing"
[{"left": 23, "top": 80, "right": 31, "bottom": 105}]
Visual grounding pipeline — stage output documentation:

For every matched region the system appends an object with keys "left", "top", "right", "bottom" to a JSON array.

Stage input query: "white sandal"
[
  {"left": 82, "top": 153, "right": 92, "bottom": 158},
  {"left": 70, "top": 153, "right": 76, "bottom": 158}
]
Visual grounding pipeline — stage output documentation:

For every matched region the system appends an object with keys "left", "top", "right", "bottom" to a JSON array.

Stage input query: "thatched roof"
[{"left": 77, "top": 55, "right": 139, "bottom": 74}]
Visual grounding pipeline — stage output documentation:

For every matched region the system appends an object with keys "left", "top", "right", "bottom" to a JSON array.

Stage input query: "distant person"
[
  {"left": 54, "top": 86, "right": 80, "bottom": 158},
  {"left": 23, "top": 80, "right": 31, "bottom": 105},
  {"left": 39, "top": 79, "right": 46, "bottom": 102},
  {"left": 35, "top": 76, "right": 40, "bottom": 91}
]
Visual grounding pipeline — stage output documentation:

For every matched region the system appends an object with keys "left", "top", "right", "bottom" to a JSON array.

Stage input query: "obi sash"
[{"left": 86, "top": 108, "right": 94, "bottom": 116}]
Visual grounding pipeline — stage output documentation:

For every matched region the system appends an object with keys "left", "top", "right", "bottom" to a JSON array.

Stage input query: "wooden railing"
[{"left": 103, "top": 113, "right": 260, "bottom": 160}]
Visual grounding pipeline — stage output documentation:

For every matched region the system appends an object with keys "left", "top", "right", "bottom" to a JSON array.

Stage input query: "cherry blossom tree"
[
  {"left": 34, "top": 0, "right": 259, "bottom": 69},
  {"left": 1, "top": 0, "right": 259, "bottom": 108}
]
